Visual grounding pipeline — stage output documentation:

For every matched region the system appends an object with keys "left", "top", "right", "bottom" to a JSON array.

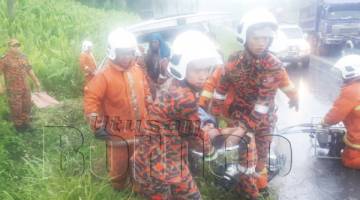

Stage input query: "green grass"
[
  {"left": 0, "top": 0, "right": 139, "bottom": 99},
  {"left": 0, "top": 1, "right": 276, "bottom": 199},
  {"left": 0, "top": 95, "right": 276, "bottom": 199}
]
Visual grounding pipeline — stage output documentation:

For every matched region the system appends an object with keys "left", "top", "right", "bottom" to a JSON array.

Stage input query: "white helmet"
[
  {"left": 334, "top": 54, "right": 360, "bottom": 80},
  {"left": 108, "top": 28, "right": 138, "bottom": 60},
  {"left": 237, "top": 8, "right": 278, "bottom": 45},
  {"left": 168, "top": 31, "right": 223, "bottom": 80},
  {"left": 81, "top": 40, "right": 93, "bottom": 52}
]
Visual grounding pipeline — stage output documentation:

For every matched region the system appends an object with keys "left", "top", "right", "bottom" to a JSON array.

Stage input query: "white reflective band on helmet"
[
  {"left": 108, "top": 28, "right": 138, "bottom": 60},
  {"left": 213, "top": 91, "right": 226, "bottom": 100},
  {"left": 168, "top": 30, "right": 223, "bottom": 80},
  {"left": 237, "top": 8, "right": 278, "bottom": 45},
  {"left": 254, "top": 104, "right": 269, "bottom": 114}
]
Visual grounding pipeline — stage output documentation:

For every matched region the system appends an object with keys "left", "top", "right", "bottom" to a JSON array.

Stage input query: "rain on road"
[{"left": 271, "top": 56, "right": 360, "bottom": 200}]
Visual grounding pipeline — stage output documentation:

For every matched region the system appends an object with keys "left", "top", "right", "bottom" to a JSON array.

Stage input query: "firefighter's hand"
[
  {"left": 88, "top": 114, "right": 104, "bottom": 131},
  {"left": 288, "top": 98, "right": 299, "bottom": 111},
  {"left": 34, "top": 80, "right": 41, "bottom": 92},
  {"left": 320, "top": 119, "right": 330, "bottom": 128},
  {"left": 94, "top": 127, "right": 110, "bottom": 140}
]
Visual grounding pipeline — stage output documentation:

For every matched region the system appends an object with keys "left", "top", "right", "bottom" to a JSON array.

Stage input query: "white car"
[{"left": 270, "top": 25, "right": 311, "bottom": 68}]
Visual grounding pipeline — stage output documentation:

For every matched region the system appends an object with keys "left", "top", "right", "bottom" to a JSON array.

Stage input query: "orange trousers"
[
  {"left": 342, "top": 147, "right": 360, "bottom": 170},
  {"left": 8, "top": 90, "right": 31, "bottom": 127},
  {"left": 107, "top": 141, "right": 134, "bottom": 190}
]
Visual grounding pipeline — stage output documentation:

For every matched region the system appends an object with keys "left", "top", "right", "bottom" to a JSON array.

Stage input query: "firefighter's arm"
[
  {"left": 199, "top": 67, "right": 223, "bottom": 111},
  {"left": 79, "top": 54, "right": 92, "bottom": 74},
  {"left": 173, "top": 94, "right": 213, "bottom": 155},
  {"left": 323, "top": 90, "right": 356, "bottom": 126},
  {"left": 211, "top": 64, "right": 232, "bottom": 116},
  {"left": 279, "top": 69, "right": 299, "bottom": 111},
  {"left": 23, "top": 56, "right": 41, "bottom": 92},
  {"left": 28, "top": 69, "right": 41, "bottom": 92},
  {"left": 84, "top": 75, "right": 106, "bottom": 131},
  {"left": 142, "top": 70, "right": 153, "bottom": 108}
]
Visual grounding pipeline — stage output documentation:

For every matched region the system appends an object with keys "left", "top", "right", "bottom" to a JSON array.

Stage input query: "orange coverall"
[
  {"left": 79, "top": 52, "right": 97, "bottom": 85},
  {"left": 0, "top": 51, "right": 32, "bottom": 128},
  {"left": 324, "top": 80, "right": 360, "bottom": 169},
  {"left": 84, "top": 61, "right": 151, "bottom": 190},
  {"left": 198, "top": 66, "right": 234, "bottom": 115},
  {"left": 211, "top": 50, "right": 298, "bottom": 193}
]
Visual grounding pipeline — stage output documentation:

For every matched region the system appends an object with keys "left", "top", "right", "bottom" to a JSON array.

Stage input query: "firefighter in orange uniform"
[
  {"left": 84, "top": 29, "right": 151, "bottom": 190},
  {"left": 79, "top": 40, "right": 97, "bottom": 85},
  {"left": 132, "top": 31, "right": 221, "bottom": 200},
  {"left": 322, "top": 55, "right": 360, "bottom": 170},
  {"left": 0, "top": 39, "right": 41, "bottom": 131},
  {"left": 210, "top": 9, "right": 299, "bottom": 199}
]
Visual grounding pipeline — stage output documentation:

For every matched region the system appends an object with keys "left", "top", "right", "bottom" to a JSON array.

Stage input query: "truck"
[
  {"left": 128, "top": 0, "right": 199, "bottom": 19},
  {"left": 299, "top": 0, "right": 360, "bottom": 56}
]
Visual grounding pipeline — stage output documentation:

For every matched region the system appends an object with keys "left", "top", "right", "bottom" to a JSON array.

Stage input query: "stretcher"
[{"left": 31, "top": 91, "right": 60, "bottom": 108}]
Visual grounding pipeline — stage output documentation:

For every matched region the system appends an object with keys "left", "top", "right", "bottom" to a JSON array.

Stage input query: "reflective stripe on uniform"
[
  {"left": 88, "top": 112, "right": 98, "bottom": 117},
  {"left": 254, "top": 104, "right": 269, "bottom": 114},
  {"left": 200, "top": 90, "right": 213, "bottom": 99},
  {"left": 344, "top": 134, "right": 360, "bottom": 150},
  {"left": 126, "top": 71, "right": 141, "bottom": 120},
  {"left": 354, "top": 105, "right": 360, "bottom": 111},
  {"left": 213, "top": 90, "right": 226, "bottom": 100},
  {"left": 280, "top": 84, "right": 295, "bottom": 93}
]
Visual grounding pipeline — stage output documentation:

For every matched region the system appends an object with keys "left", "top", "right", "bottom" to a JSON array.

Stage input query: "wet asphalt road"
[{"left": 271, "top": 56, "right": 360, "bottom": 200}]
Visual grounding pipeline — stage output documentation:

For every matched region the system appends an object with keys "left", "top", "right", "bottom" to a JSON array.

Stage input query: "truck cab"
[{"left": 300, "top": 0, "right": 360, "bottom": 56}]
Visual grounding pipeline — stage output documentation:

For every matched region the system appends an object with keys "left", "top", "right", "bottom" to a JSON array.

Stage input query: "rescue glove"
[
  {"left": 288, "top": 98, "right": 299, "bottom": 111},
  {"left": 94, "top": 127, "right": 110, "bottom": 140},
  {"left": 320, "top": 119, "right": 330, "bottom": 128}
]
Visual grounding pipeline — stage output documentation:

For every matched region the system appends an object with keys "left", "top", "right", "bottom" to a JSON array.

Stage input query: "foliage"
[
  {"left": 0, "top": 1, "right": 277, "bottom": 199},
  {"left": 0, "top": 0, "right": 139, "bottom": 99}
]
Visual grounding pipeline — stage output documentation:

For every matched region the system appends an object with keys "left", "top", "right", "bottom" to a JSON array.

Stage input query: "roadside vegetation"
[{"left": 0, "top": 1, "right": 273, "bottom": 199}]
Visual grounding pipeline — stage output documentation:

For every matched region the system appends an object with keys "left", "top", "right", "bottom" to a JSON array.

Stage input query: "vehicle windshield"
[
  {"left": 327, "top": 10, "right": 360, "bottom": 20},
  {"left": 280, "top": 27, "right": 304, "bottom": 39}
]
